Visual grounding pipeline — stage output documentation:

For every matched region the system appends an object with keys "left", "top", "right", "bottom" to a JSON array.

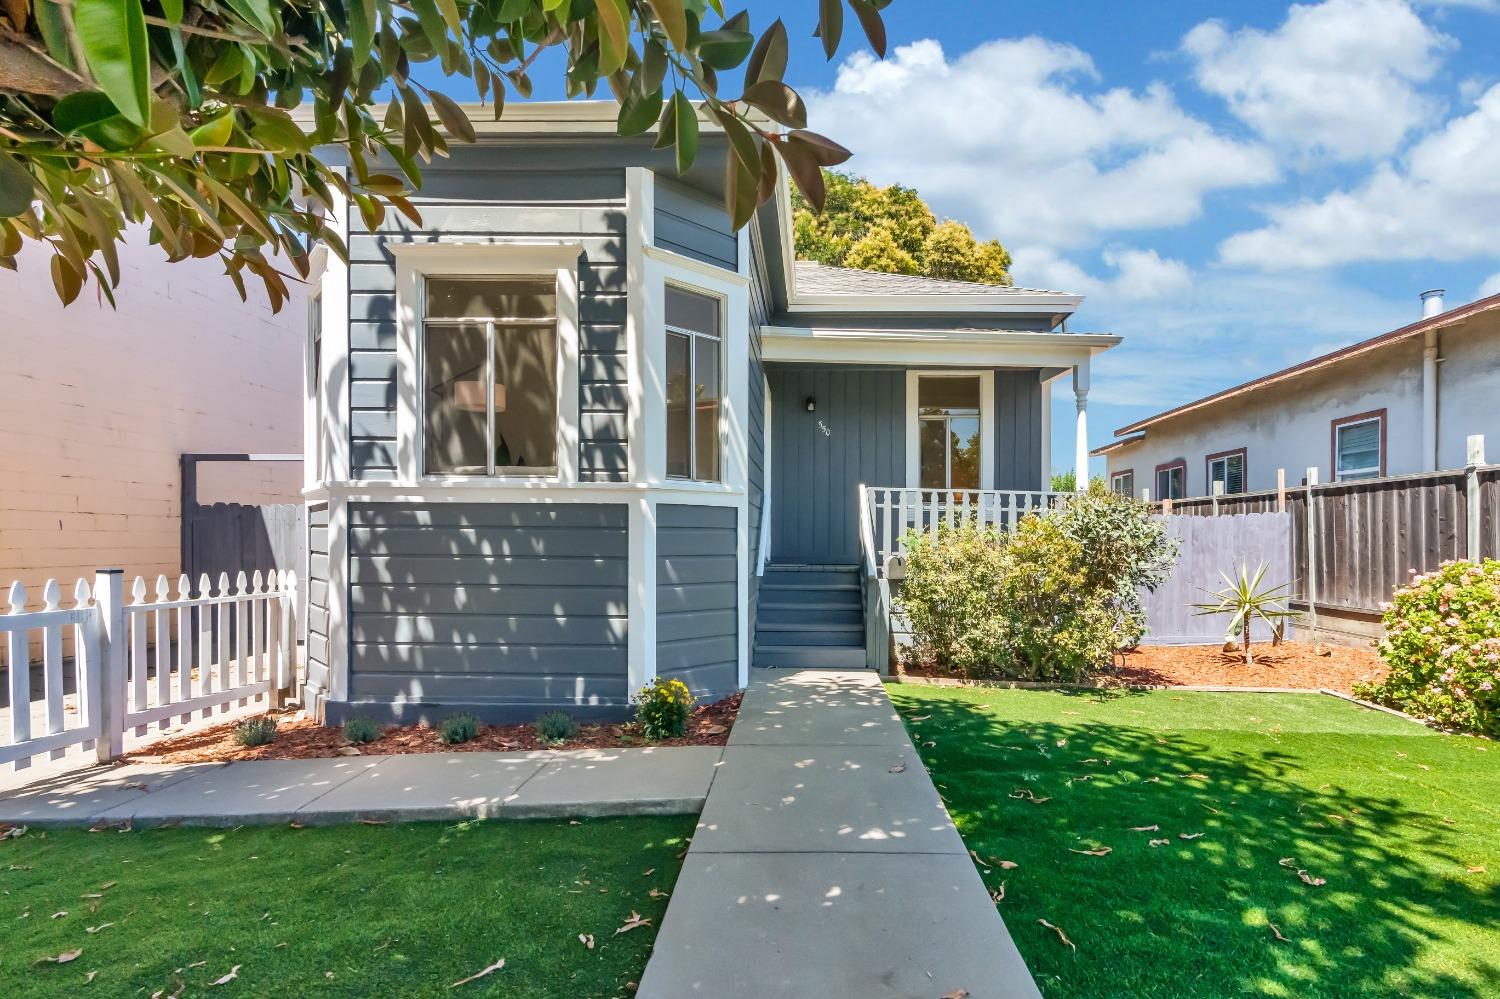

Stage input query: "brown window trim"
[
  {"left": 1330, "top": 408, "right": 1387, "bottom": 480},
  {"left": 1204, "top": 447, "right": 1248, "bottom": 494},
  {"left": 1154, "top": 459, "right": 1187, "bottom": 499}
]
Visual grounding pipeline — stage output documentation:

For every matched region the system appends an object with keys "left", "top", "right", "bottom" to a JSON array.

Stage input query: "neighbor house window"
[
  {"left": 1155, "top": 460, "right": 1186, "bottom": 500},
  {"left": 1206, "top": 449, "right": 1247, "bottom": 494},
  {"left": 1110, "top": 470, "right": 1134, "bottom": 497},
  {"left": 423, "top": 277, "right": 557, "bottom": 476},
  {"left": 918, "top": 377, "right": 983, "bottom": 490},
  {"left": 665, "top": 286, "right": 722, "bottom": 481},
  {"left": 1333, "top": 411, "right": 1384, "bottom": 481}
]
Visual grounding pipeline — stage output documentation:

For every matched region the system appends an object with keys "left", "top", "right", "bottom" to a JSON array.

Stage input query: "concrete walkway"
[
  {"left": 638, "top": 669, "right": 1039, "bottom": 999},
  {"left": 0, "top": 745, "right": 722, "bottom": 826}
]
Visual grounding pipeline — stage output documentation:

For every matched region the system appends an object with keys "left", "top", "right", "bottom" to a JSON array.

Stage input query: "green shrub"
[
  {"left": 534, "top": 710, "right": 579, "bottom": 743},
  {"left": 343, "top": 716, "right": 380, "bottom": 745},
  {"left": 634, "top": 678, "right": 695, "bottom": 741},
  {"left": 233, "top": 715, "right": 277, "bottom": 747},
  {"left": 897, "top": 491, "right": 1177, "bottom": 682},
  {"left": 437, "top": 713, "right": 482, "bottom": 745},
  {"left": 1354, "top": 559, "right": 1500, "bottom": 736}
]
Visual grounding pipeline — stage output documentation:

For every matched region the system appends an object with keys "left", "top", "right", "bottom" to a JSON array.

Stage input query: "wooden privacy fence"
[
  {"left": 181, "top": 453, "right": 306, "bottom": 615},
  {"left": 1140, "top": 513, "right": 1294, "bottom": 645},
  {"left": 2, "top": 569, "right": 297, "bottom": 772},
  {"left": 1165, "top": 437, "right": 1499, "bottom": 616}
]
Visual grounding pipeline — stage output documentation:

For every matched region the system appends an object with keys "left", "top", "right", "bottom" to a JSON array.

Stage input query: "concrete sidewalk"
[
  {"left": 638, "top": 669, "right": 1040, "bottom": 999},
  {"left": 0, "top": 745, "right": 722, "bottom": 826}
]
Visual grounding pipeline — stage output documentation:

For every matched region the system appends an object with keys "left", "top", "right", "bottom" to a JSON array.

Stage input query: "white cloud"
[
  {"left": 1183, "top": 0, "right": 1451, "bottom": 161},
  {"left": 806, "top": 38, "right": 1277, "bottom": 260},
  {"left": 1013, "top": 246, "right": 1191, "bottom": 301},
  {"left": 1479, "top": 271, "right": 1500, "bottom": 297},
  {"left": 1219, "top": 84, "right": 1500, "bottom": 269}
]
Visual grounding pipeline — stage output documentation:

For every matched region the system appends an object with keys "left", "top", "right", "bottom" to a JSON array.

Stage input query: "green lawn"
[
  {"left": 0, "top": 816, "right": 692, "bottom": 997},
  {"left": 889, "top": 685, "right": 1500, "bottom": 999}
]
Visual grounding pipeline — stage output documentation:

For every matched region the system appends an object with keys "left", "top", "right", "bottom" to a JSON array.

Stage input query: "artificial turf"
[
  {"left": 0, "top": 816, "right": 692, "bottom": 997},
  {"left": 888, "top": 685, "right": 1500, "bottom": 999}
]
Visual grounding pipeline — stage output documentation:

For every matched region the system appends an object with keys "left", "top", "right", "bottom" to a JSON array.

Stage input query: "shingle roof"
[{"left": 792, "top": 260, "right": 1070, "bottom": 298}]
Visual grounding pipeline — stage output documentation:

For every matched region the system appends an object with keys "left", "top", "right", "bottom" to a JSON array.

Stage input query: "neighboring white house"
[
  {"left": 1094, "top": 290, "right": 1500, "bottom": 499},
  {"left": 0, "top": 231, "right": 305, "bottom": 630}
]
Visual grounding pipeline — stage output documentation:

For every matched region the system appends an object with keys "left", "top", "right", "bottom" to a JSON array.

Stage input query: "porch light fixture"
[{"left": 805, "top": 396, "right": 816, "bottom": 412}]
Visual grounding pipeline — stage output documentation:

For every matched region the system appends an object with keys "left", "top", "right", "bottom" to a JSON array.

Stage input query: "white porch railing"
[
  {"left": 2, "top": 569, "right": 297, "bottom": 772},
  {"left": 860, "top": 487, "right": 1068, "bottom": 578}
]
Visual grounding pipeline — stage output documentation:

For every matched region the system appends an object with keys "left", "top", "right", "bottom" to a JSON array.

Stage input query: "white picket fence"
[
  {"left": 859, "top": 487, "right": 1068, "bottom": 577},
  {"left": 2, "top": 568, "right": 297, "bottom": 771}
]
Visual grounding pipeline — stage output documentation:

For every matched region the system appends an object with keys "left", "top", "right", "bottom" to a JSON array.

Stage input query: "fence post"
[
  {"left": 1211, "top": 480, "right": 1224, "bottom": 516},
  {"left": 93, "top": 569, "right": 126, "bottom": 763},
  {"left": 1276, "top": 469, "right": 1286, "bottom": 513},
  {"left": 273, "top": 571, "right": 297, "bottom": 709},
  {"left": 1304, "top": 468, "right": 1319, "bottom": 646},
  {"left": 1467, "top": 435, "right": 1485, "bottom": 562}
]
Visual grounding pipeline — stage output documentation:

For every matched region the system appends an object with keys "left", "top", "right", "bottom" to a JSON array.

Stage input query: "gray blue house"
[{"left": 300, "top": 102, "right": 1119, "bottom": 723}]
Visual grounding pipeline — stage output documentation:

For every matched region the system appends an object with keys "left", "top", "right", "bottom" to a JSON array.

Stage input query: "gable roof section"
[
  {"left": 793, "top": 260, "right": 1068, "bottom": 298},
  {"left": 1112, "top": 292, "right": 1500, "bottom": 438}
]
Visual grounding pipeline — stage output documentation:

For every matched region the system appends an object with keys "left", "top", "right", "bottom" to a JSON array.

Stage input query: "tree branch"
[{"left": 0, "top": 32, "right": 88, "bottom": 98}]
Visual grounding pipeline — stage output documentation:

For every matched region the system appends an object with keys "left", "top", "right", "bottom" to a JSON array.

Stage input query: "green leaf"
[
  {"left": 671, "top": 91, "right": 698, "bottom": 173},
  {"left": 745, "top": 18, "right": 787, "bottom": 85},
  {"left": 724, "top": 144, "right": 758, "bottom": 230},
  {"left": 220, "top": 0, "right": 276, "bottom": 37},
  {"left": 51, "top": 91, "right": 120, "bottom": 135},
  {"left": 74, "top": 0, "right": 152, "bottom": 127},
  {"left": 149, "top": 125, "right": 196, "bottom": 158},
  {"left": 427, "top": 90, "right": 476, "bottom": 143},
  {"left": 433, "top": 0, "right": 463, "bottom": 36},
  {"left": 740, "top": 80, "right": 806, "bottom": 129},
  {"left": 652, "top": 0, "right": 688, "bottom": 51},
  {"left": 410, "top": 0, "right": 452, "bottom": 54},
  {"left": 617, "top": 86, "right": 663, "bottom": 137},
  {"left": 0, "top": 154, "right": 34, "bottom": 219},
  {"left": 698, "top": 27, "right": 754, "bottom": 71},
  {"left": 816, "top": 0, "right": 843, "bottom": 60},
  {"left": 189, "top": 113, "right": 236, "bottom": 148},
  {"left": 159, "top": 0, "right": 183, "bottom": 23},
  {"left": 786, "top": 129, "right": 851, "bottom": 166},
  {"left": 711, "top": 103, "right": 758, "bottom": 173},
  {"left": 652, "top": 92, "right": 677, "bottom": 151},
  {"left": 349, "top": 0, "right": 376, "bottom": 68},
  {"left": 849, "top": 0, "right": 887, "bottom": 58},
  {"left": 641, "top": 40, "right": 669, "bottom": 94},
  {"left": 34, "top": 0, "right": 75, "bottom": 69},
  {"left": 595, "top": 0, "right": 630, "bottom": 77}
]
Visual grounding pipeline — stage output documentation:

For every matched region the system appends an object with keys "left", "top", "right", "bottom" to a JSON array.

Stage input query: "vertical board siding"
[
  {"left": 657, "top": 504, "right": 739, "bottom": 698},
  {"left": 305, "top": 504, "right": 330, "bottom": 692},
  {"left": 995, "top": 370, "right": 1044, "bottom": 490},
  {"left": 344, "top": 502, "right": 629, "bottom": 714},
  {"left": 345, "top": 153, "right": 629, "bottom": 480},
  {"left": 653, "top": 179, "right": 738, "bottom": 271},
  {"left": 1140, "top": 513, "right": 1294, "bottom": 644},
  {"left": 768, "top": 367, "right": 905, "bottom": 565},
  {"left": 746, "top": 220, "right": 770, "bottom": 642}
]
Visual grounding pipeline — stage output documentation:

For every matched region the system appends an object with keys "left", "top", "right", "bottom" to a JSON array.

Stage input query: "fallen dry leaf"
[
  {"left": 337, "top": 747, "right": 362, "bottom": 756},
  {"left": 288, "top": 821, "right": 305, "bottom": 830},
  {"left": 36, "top": 949, "right": 82, "bottom": 965},
  {"left": 642, "top": 869, "right": 655, "bottom": 877},
  {"left": 1038, "top": 918, "right": 1077, "bottom": 951},
  {"left": 1268, "top": 922, "right": 1291, "bottom": 943},
  {"left": 51, "top": 911, "right": 67, "bottom": 919},
  {"left": 1297, "top": 870, "right": 1327, "bottom": 887},
  {"left": 1008, "top": 789, "right": 1051, "bottom": 804},
  {"left": 86, "top": 923, "right": 113, "bottom": 934},
  {"left": 1148, "top": 838, "right": 1170, "bottom": 847},
  {"left": 908, "top": 714, "right": 931, "bottom": 722},
  {"left": 1185, "top": 773, "right": 1210, "bottom": 781},
  {"left": 1279, "top": 857, "right": 1296, "bottom": 868},
  {"left": 357, "top": 818, "right": 388, "bottom": 826},
  {"left": 83, "top": 970, "right": 98, "bottom": 984},
  {"left": 1128, "top": 825, "right": 1160, "bottom": 832},
  {"left": 1069, "top": 847, "right": 1113, "bottom": 857},
  {"left": 579, "top": 934, "right": 595, "bottom": 950},
  {"left": 699, "top": 724, "right": 727, "bottom": 736},
  {"left": 1179, "top": 833, "right": 1205, "bottom": 840},
  {"left": 0, "top": 824, "right": 28, "bottom": 840},
  {"left": 991, "top": 884, "right": 1006, "bottom": 904},
  {"left": 450, "top": 958, "right": 505, "bottom": 988},
  {"left": 940, "top": 990, "right": 970, "bottom": 999},
  {"left": 649, "top": 888, "right": 669, "bottom": 899},
  {"left": 1466, "top": 865, "right": 1486, "bottom": 874},
  {"left": 614, "top": 911, "right": 652, "bottom": 935},
  {"left": 210, "top": 966, "right": 240, "bottom": 986}
]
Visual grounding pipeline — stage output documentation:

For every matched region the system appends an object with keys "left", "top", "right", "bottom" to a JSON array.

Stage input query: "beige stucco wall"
[{"left": 0, "top": 232, "right": 304, "bottom": 614}]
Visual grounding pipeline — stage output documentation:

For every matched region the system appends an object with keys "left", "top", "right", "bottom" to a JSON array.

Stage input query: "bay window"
[{"left": 423, "top": 276, "right": 558, "bottom": 476}]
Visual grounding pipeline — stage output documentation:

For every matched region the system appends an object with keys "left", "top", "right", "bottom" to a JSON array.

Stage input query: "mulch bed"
[
  {"left": 126, "top": 693, "right": 742, "bottom": 765},
  {"left": 903, "top": 641, "right": 1388, "bottom": 693}
]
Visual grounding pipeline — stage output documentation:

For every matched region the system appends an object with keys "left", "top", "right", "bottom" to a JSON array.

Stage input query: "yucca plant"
[{"left": 1191, "top": 563, "right": 1303, "bottom": 667}]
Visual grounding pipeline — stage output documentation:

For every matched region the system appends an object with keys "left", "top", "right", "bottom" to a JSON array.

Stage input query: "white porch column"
[{"left": 1072, "top": 360, "right": 1090, "bottom": 491}]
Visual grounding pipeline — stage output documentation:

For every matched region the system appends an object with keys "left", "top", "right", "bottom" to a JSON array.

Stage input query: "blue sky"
[{"left": 427, "top": 1, "right": 1500, "bottom": 475}]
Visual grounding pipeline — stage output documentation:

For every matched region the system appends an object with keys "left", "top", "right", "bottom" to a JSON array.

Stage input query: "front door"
[{"left": 767, "top": 366, "right": 905, "bottom": 565}]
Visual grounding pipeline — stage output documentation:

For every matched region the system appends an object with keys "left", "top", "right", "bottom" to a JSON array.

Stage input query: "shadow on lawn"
[{"left": 901, "top": 695, "right": 1500, "bottom": 999}]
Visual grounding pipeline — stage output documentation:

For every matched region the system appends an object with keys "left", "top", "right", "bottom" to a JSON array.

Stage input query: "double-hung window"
[
  {"left": 1155, "top": 461, "right": 1185, "bottom": 500},
  {"left": 665, "top": 286, "right": 723, "bottom": 482},
  {"left": 918, "top": 377, "right": 983, "bottom": 490},
  {"left": 1334, "top": 413, "right": 1383, "bottom": 481},
  {"left": 1110, "top": 470, "right": 1134, "bottom": 497},
  {"left": 422, "top": 277, "right": 558, "bottom": 476},
  {"left": 1206, "top": 449, "right": 1246, "bottom": 494}
]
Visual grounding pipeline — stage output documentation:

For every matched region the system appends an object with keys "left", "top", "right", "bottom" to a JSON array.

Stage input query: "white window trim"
[
  {"left": 904, "top": 370, "right": 996, "bottom": 490},
  {"left": 1335, "top": 415, "right": 1383, "bottom": 481},
  {"left": 391, "top": 241, "right": 582, "bottom": 486}
]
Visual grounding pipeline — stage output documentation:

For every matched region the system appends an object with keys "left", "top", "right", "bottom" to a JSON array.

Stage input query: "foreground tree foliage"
[
  {"left": 792, "top": 169, "right": 1012, "bottom": 285},
  {"left": 0, "top": 0, "right": 891, "bottom": 309}
]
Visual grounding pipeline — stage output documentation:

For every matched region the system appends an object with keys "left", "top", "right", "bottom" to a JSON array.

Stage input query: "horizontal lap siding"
[
  {"left": 345, "top": 150, "right": 629, "bottom": 480},
  {"left": 305, "top": 504, "right": 329, "bottom": 692},
  {"left": 654, "top": 179, "right": 738, "bottom": 271},
  {"left": 346, "top": 502, "right": 629, "bottom": 708},
  {"left": 657, "top": 504, "right": 738, "bottom": 698}
]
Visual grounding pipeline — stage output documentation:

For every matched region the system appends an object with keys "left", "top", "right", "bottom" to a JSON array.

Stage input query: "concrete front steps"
[{"left": 752, "top": 565, "right": 867, "bottom": 668}]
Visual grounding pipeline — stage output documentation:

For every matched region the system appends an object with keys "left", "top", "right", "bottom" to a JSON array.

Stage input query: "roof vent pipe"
[{"left": 1421, "top": 289, "right": 1445, "bottom": 319}]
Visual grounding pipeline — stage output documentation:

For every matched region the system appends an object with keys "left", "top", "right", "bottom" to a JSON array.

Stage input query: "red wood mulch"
[
  {"left": 904, "top": 641, "right": 1388, "bottom": 694},
  {"left": 126, "top": 693, "right": 742, "bottom": 765}
]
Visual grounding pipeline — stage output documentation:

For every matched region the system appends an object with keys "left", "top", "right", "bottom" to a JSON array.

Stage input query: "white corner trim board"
[{"left": 390, "top": 240, "right": 584, "bottom": 486}]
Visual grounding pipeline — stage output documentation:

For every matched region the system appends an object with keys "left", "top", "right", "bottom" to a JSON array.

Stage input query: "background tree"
[
  {"left": 0, "top": 0, "right": 894, "bottom": 310},
  {"left": 793, "top": 169, "right": 1012, "bottom": 285}
]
